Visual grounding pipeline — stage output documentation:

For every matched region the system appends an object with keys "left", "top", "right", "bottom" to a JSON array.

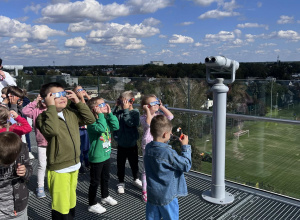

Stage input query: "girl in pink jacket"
[{"left": 22, "top": 94, "right": 48, "bottom": 199}]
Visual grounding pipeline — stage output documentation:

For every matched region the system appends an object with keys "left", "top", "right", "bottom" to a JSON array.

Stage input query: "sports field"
[{"left": 197, "top": 108, "right": 300, "bottom": 199}]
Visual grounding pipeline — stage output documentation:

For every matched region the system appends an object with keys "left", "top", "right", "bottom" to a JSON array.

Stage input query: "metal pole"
[{"left": 202, "top": 78, "right": 234, "bottom": 204}]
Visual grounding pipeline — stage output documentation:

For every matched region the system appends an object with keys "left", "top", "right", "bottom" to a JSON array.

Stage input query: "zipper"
[{"left": 63, "top": 118, "right": 77, "bottom": 164}]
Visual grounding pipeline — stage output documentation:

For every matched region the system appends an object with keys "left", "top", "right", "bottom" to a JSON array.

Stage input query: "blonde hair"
[
  {"left": 140, "top": 94, "right": 157, "bottom": 108},
  {"left": 120, "top": 90, "right": 134, "bottom": 100},
  {"left": 0, "top": 106, "right": 10, "bottom": 131}
]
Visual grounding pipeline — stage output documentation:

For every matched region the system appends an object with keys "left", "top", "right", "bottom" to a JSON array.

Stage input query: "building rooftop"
[{"left": 27, "top": 134, "right": 300, "bottom": 220}]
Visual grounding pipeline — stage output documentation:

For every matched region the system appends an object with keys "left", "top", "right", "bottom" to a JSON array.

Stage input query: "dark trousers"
[
  {"left": 117, "top": 145, "right": 139, "bottom": 183},
  {"left": 88, "top": 159, "right": 110, "bottom": 206},
  {"left": 52, "top": 207, "right": 75, "bottom": 220}
]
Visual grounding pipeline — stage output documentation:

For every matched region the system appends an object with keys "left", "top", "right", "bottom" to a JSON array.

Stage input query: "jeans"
[
  {"left": 117, "top": 145, "right": 139, "bottom": 183},
  {"left": 146, "top": 198, "right": 179, "bottom": 220},
  {"left": 88, "top": 159, "right": 111, "bottom": 206}
]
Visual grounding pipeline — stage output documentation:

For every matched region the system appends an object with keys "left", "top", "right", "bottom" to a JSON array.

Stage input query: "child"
[
  {"left": 140, "top": 94, "right": 174, "bottom": 202},
  {"left": 86, "top": 97, "right": 119, "bottom": 214},
  {"left": 112, "top": 91, "right": 142, "bottom": 194},
  {"left": 144, "top": 115, "right": 192, "bottom": 220},
  {"left": 0, "top": 106, "right": 32, "bottom": 136},
  {"left": 22, "top": 94, "right": 48, "bottom": 198},
  {"left": 36, "top": 82, "right": 95, "bottom": 219},
  {"left": 1, "top": 86, "right": 8, "bottom": 104},
  {"left": 0, "top": 131, "right": 33, "bottom": 219},
  {"left": 5, "top": 86, "right": 24, "bottom": 116},
  {"left": 73, "top": 85, "right": 91, "bottom": 174}
]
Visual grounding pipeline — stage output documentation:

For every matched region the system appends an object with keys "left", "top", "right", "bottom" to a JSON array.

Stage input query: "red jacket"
[{"left": 0, "top": 115, "right": 32, "bottom": 136}]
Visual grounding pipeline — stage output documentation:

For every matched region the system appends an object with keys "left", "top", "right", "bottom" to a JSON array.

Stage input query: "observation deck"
[{"left": 27, "top": 133, "right": 300, "bottom": 220}]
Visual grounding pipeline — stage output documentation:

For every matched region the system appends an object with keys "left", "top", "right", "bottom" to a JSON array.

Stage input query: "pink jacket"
[{"left": 22, "top": 100, "right": 48, "bottom": 147}]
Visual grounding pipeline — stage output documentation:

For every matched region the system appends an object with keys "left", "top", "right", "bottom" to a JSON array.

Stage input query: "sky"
[{"left": 0, "top": 0, "right": 300, "bottom": 66}]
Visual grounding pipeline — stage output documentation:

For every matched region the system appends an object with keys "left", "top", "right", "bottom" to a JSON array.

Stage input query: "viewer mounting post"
[{"left": 202, "top": 56, "right": 239, "bottom": 205}]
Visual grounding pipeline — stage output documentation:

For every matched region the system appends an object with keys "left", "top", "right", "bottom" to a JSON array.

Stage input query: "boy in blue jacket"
[
  {"left": 144, "top": 115, "right": 192, "bottom": 220},
  {"left": 112, "top": 91, "right": 142, "bottom": 194}
]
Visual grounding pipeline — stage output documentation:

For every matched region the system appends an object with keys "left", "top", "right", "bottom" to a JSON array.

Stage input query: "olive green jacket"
[{"left": 36, "top": 102, "right": 95, "bottom": 170}]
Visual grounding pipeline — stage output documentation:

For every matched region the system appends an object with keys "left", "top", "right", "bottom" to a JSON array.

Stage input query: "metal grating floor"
[{"left": 27, "top": 134, "right": 300, "bottom": 220}]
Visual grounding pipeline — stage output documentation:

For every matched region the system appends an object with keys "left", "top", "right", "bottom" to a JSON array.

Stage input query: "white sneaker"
[
  {"left": 117, "top": 183, "right": 125, "bottom": 194},
  {"left": 132, "top": 179, "right": 142, "bottom": 189},
  {"left": 29, "top": 152, "right": 35, "bottom": 160},
  {"left": 101, "top": 196, "right": 118, "bottom": 206},
  {"left": 88, "top": 203, "right": 106, "bottom": 214}
]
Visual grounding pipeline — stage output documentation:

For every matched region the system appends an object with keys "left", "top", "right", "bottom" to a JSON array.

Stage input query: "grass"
[{"left": 195, "top": 114, "right": 300, "bottom": 199}]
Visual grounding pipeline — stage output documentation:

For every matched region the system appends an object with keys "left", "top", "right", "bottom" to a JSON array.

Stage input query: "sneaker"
[
  {"left": 36, "top": 187, "right": 46, "bottom": 199},
  {"left": 132, "top": 179, "right": 142, "bottom": 189},
  {"left": 117, "top": 183, "right": 125, "bottom": 194},
  {"left": 88, "top": 203, "right": 106, "bottom": 214},
  {"left": 142, "top": 191, "right": 147, "bottom": 203},
  {"left": 29, "top": 152, "right": 35, "bottom": 160},
  {"left": 101, "top": 196, "right": 118, "bottom": 206}
]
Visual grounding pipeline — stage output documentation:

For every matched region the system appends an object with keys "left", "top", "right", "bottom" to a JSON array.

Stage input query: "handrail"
[{"left": 106, "top": 101, "right": 300, "bottom": 125}]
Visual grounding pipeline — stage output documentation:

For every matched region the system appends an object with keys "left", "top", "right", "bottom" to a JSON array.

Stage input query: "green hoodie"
[
  {"left": 112, "top": 107, "right": 140, "bottom": 147},
  {"left": 36, "top": 102, "right": 95, "bottom": 171},
  {"left": 87, "top": 113, "right": 119, "bottom": 163}
]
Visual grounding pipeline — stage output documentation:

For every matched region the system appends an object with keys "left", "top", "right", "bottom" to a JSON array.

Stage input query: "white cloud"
[
  {"left": 260, "top": 43, "right": 277, "bottom": 47},
  {"left": 159, "top": 34, "right": 168, "bottom": 38},
  {"left": 255, "top": 50, "right": 265, "bottom": 54},
  {"left": 38, "top": 0, "right": 130, "bottom": 23},
  {"left": 21, "top": 44, "right": 32, "bottom": 49},
  {"left": 127, "top": 0, "right": 173, "bottom": 14},
  {"left": 169, "top": 34, "right": 194, "bottom": 43},
  {"left": 277, "top": 30, "right": 300, "bottom": 41},
  {"left": 88, "top": 22, "right": 159, "bottom": 39},
  {"left": 237, "top": 23, "right": 268, "bottom": 30},
  {"left": 222, "top": 0, "right": 239, "bottom": 11},
  {"left": 232, "top": 39, "right": 243, "bottom": 45},
  {"left": 182, "top": 52, "right": 190, "bottom": 56},
  {"left": 142, "top": 17, "right": 161, "bottom": 26},
  {"left": 16, "top": 16, "right": 29, "bottom": 22},
  {"left": 277, "top": 15, "right": 294, "bottom": 24},
  {"left": 194, "top": 42, "right": 203, "bottom": 47},
  {"left": 199, "top": 9, "right": 240, "bottom": 19},
  {"left": 155, "top": 49, "right": 172, "bottom": 55},
  {"left": 179, "top": 22, "right": 194, "bottom": 26},
  {"left": 234, "top": 29, "right": 242, "bottom": 38},
  {"left": 0, "top": 16, "right": 66, "bottom": 42},
  {"left": 24, "top": 3, "right": 41, "bottom": 14},
  {"left": 191, "top": 0, "right": 217, "bottom": 7},
  {"left": 205, "top": 31, "right": 235, "bottom": 41},
  {"left": 140, "top": 50, "right": 147, "bottom": 54},
  {"left": 65, "top": 37, "right": 86, "bottom": 47},
  {"left": 39, "top": 0, "right": 171, "bottom": 23},
  {"left": 56, "top": 50, "right": 71, "bottom": 55}
]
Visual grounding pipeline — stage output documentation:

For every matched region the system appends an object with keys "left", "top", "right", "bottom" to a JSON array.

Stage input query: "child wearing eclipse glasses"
[
  {"left": 72, "top": 85, "right": 91, "bottom": 174},
  {"left": 139, "top": 94, "right": 174, "bottom": 203},
  {"left": 36, "top": 82, "right": 95, "bottom": 219},
  {"left": 85, "top": 97, "right": 119, "bottom": 214},
  {"left": 112, "top": 91, "right": 142, "bottom": 194}
]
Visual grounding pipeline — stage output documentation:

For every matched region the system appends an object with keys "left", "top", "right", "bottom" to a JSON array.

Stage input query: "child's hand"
[
  {"left": 106, "top": 103, "right": 111, "bottom": 113},
  {"left": 8, "top": 94, "right": 19, "bottom": 105},
  {"left": 16, "top": 163, "right": 26, "bottom": 177},
  {"left": 76, "top": 89, "right": 84, "bottom": 100},
  {"left": 0, "top": 70, "right": 6, "bottom": 80},
  {"left": 94, "top": 106, "right": 102, "bottom": 114},
  {"left": 83, "top": 90, "right": 91, "bottom": 99},
  {"left": 65, "top": 90, "right": 80, "bottom": 104},
  {"left": 17, "top": 99, "right": 23, "bottom": 106},
  {"left": 10, "top": 110, "right": 18, "bottom": 119},
  {"left": 143, "top": 105, "right": 149, "bottom": 111},
  {"left": 45, "top": 92, "right": 55, "bottom": 106},
  {"left": 36, "top": 94, "right": 42, "bottom": 102},
  {"left": 179, "top": 134, "right": 188, "bottom": 146},
  {"left": 123, "top": 100, "right": 129, "bottom": 109}
]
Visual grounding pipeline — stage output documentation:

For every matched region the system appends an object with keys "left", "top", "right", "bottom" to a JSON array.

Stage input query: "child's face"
[
  {"left": 147, "top": 97, "right": 160, "bottom": 113},
  {"left": 49, "top": 87, "right": 67, "bottom": 111},
  {"left": 96, "top": 99, "right": 108, "bottom": 113}
]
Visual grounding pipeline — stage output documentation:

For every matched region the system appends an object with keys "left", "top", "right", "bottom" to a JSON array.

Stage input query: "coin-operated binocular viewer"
[{"left": 202, "top": 56, "right": 239, "bottom": 205}]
